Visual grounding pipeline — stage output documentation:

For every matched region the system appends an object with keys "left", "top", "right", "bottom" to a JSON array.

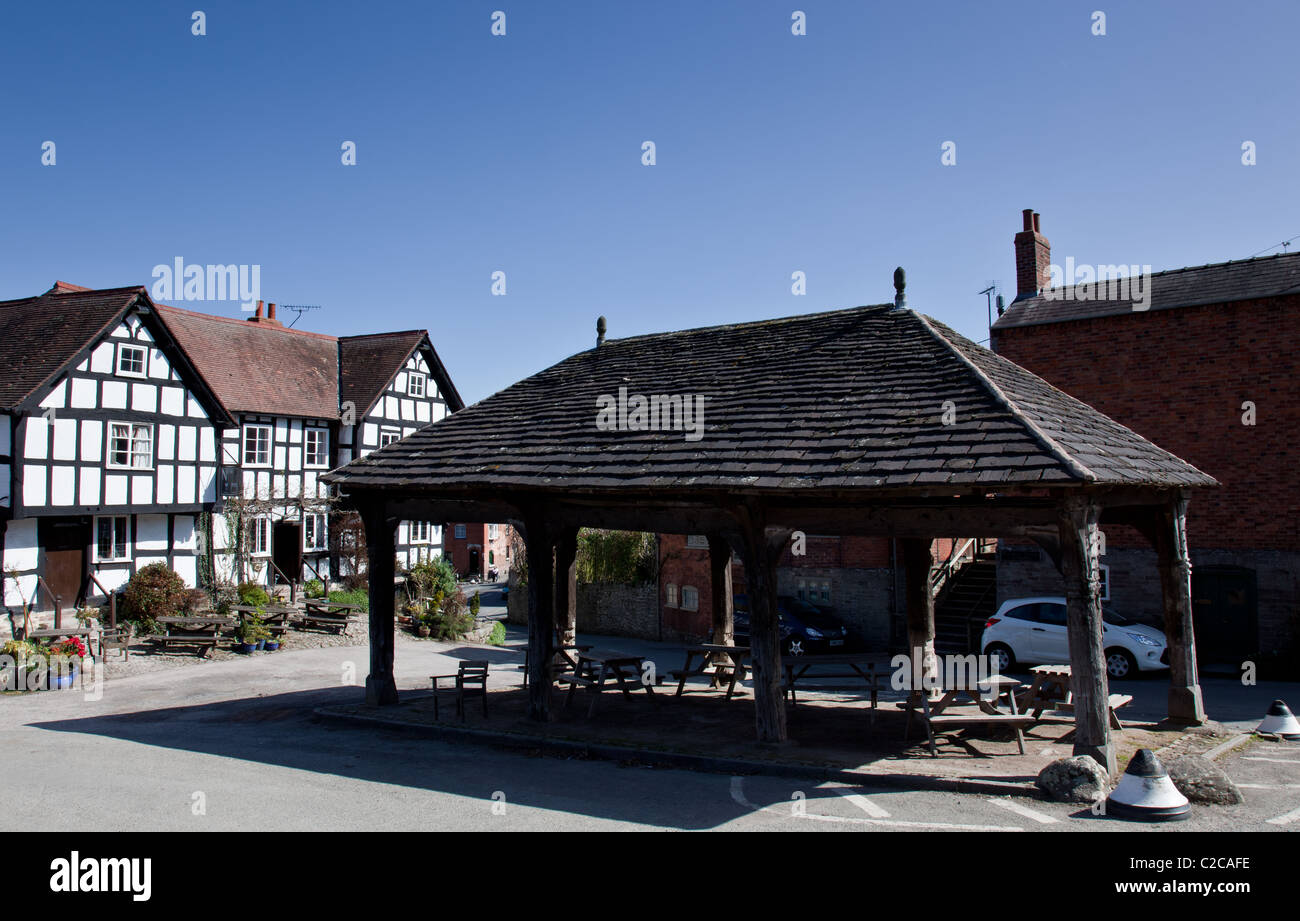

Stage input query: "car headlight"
[
  {"left": 805, "top": 627, "right": 824, "bottom": 639},
  {"left": 1127, "top": 632, "right": 1160, "bottom": 647}
]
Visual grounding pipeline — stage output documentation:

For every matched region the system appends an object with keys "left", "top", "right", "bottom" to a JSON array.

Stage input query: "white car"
[{"left": 980, "top": 596, "right": 1169, "bottom": 680}]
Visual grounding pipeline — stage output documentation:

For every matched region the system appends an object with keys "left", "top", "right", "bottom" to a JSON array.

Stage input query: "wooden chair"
[
  {"left": 98, "top": 627, "right": 131, "bottom": 662},
  {"left": 431, "top": 660, "right": 490, "bottom": 720}
]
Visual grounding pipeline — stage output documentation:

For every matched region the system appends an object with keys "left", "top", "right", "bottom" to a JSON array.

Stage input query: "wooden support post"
[
  {"left": 361, "top": 504, "right": 398, "bottom": 706},
  {"left": 1154, "top": 496, "right": 1205, "bottom": 724},
  {"left": 900, "top": 538, "right": 938, "bottom": 693},
  {"left": 707, "top": 536, "right": 734, "bottom": 648},
  {"left": 1058, "top": 497, "right": 1115, "bottom": 774},
  {"left": 524, "top": 517, "right": 556, "bottom": 721},
  {"left": 736, "top": 508, "right": 789, "bottom": 743},
  {"left": 554, "top": 526, "right": 578, "bottom": 650}
]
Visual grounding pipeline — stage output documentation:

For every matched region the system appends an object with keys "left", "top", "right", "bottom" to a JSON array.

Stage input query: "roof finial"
[
  {"left": 893, "top": 267, "right": 907, "bottom": 309},
  {"left": 596, "top": 315, "right": 607, "bottom": 347}
]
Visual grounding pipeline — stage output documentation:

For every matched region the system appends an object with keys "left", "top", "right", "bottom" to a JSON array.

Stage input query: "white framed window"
[
  {"left": 454, "top": 524, "right": 466, "bottom": 539},
  {"left": 1098, "top": 563, "right": 1111, "bottom": 602},
  {"left": 685, "top": 534, "right": 708, "bottom": 549},
  {"left": 410, "top": 521, "right": 431, "bottom": 544},
  {"left": 488, "top": 523, "right": 499, "bottom": 540},
  {"left": 303, "top": 513, "right": 327, "bottom": 552},
  {"left": 243, "top": 424, "right": 271, "bottom": 467},
  {"left": 116, "top": 343, "right": 148, "bottom": 378},
  {"left": 304, "top": 427, "right": 329, "bottom": 468},
  {"left": 796, "top": 578, "right": 832, "bottom": 605},
  {"left": 107, "top": 422, "right": 153, "bottom": 469},
  {"left": 407, "top": 371, "right": 427, "bottom": 399},
  {"left": 665, "top": 583, "right": 678, "bottom": 607},
  {"left": 681, "top": 586, "right": 699, "bottom": 611},
  {"left": 379, "top": 428, "right": 401, "bottom": 448},
  {"left": 248, "top": 516, "right": 271, "bottom": 556},
  {"left": 94, "top": 516, "right": 130, "bottom": 562}
]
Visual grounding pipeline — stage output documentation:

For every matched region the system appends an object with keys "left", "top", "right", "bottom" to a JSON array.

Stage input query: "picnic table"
[
  {"left": 556, "top": 648, "right": 655, "bottom": 716},
  {"left": 148, "top": 616, "right": 235, "bottom": 657},
  {"left": 903, "top": 674, "right": 1031, "bottom": 757},
  {"left": 28, "top": 626, "right": 98, "bottom": 657},
  {"left": 1016, "top": 664, "right": 1133, "bottom": 730},
  {"left": 778, "top": 652, "right": 883, "bottom": 728},
  {"left": 670, "top": 644, "right": 750, "bottom": 698},
  {"left": 298, "top": 600, "right": 360, "bottom": 634}
]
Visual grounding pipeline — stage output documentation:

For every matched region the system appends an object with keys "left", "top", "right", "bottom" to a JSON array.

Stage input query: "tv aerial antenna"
[{"left": 281, "top": 305, "right": 322, "bottom": 329}]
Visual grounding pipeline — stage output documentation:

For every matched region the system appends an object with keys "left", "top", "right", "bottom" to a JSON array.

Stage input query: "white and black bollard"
[
  {"left": 1105, "top": 749, "right": 1190, "bottom": 822},
  {"left": 1255, "top": 700, "right": 1300, "bottom": 740}
]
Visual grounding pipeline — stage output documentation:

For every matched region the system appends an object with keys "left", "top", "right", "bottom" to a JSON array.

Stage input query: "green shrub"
[
  {"left": 121, "top": 562, "right": 189, "bottom": 634},
  {"left": 487, "top": 622, "right": 506, "bottom": 646},
  {"left": 304, "top": 579, "right": 325, "bottom": 599},
  {"left": 469, "top": 591, "right": 481, "bottom": 616},
  {"left": 408, "top": 557, "right": 457, "bottom": 600},
  {"left": 328, "top": 588, "right": 369, "bottom": 613},
  {"left": 576, "top": 530, "right": 656, "bottom": 584},
  {"left": 237, "top": 581, "right": 271, "bottom": 609}
]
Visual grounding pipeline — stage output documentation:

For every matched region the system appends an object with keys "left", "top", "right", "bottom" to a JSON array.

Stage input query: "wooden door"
[
  {"left": 272, "top": 522, "right": 302, "bottom": 584},
  {"left": 38, "top": 518, "right": 90, "bottom": 607}
]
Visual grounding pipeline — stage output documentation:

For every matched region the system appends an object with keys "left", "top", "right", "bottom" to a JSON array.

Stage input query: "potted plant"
[
  {"left": 45, "top": 637, "right": 87, "bottom": 690},
  {"left": 2, "top": 639, "right": 39, "bottom": 692},
  {"left": 263, "top": 631, "right": 281, "bottom": 652},
  {"left": 235, "top": 615, "right": 266, "bottom": 654}
]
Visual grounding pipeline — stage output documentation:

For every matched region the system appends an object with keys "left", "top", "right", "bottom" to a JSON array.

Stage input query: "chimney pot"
[
  {"left": 1022, "top": 209, "right": 1035, "bottom": 232},
  {"left": 254, "top": 300, "right": 264, "bottom": 319},
  {"left": 268, "top": 302, "right": 277, "bottom": 320}
]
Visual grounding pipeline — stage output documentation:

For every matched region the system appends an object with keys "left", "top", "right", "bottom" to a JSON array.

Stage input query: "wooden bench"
[
  {"left": 1036, "top": 693, "right": 1135, "bottom": 730},
  {"left": 145, "top": 632, "right": 220, "bottom": 657},
  {"left": 670, "top": 645, "right": 749, "bottom": 698},
  {"left": 554, "top": 672, "right": 599, "bottom": 717}
]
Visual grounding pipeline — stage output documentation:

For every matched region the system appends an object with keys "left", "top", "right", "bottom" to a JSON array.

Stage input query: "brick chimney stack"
[
  {"left": 247, "top": 300, "right": 283, "bottom": 326},
  {"left": 1014, "top": 209, "right": 1051, "bottom": 299}
]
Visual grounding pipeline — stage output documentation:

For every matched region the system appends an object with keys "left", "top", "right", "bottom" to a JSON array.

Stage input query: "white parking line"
[
  {"left": 1265, "top": 805, "right": 1300, "bottom": 826},
  {"left": 1243, "top": 757, "right": 1300, "bottom": 764},
  {"left": 1237, "top": 783, "right": 1300, "bottom": 790},
  {"left": 986, "top": 797, "right": 1060, "bottom": 824},
  {"left": 728, "top": 776, "right": 1022, "bottom": 831},
  {"left": 845, "top": 793, "right": 890, "bottom": 818}
]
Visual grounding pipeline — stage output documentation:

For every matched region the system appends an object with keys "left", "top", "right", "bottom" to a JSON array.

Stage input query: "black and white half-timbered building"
[
  {"left": 1, "top": 284, "right": 462, "bottom": 632},
  {"left": 157, "top": 300, "right": 463, "bottom": 587},
  {"left": 0, "top": 283, "right": 231, "bottom": 623}
]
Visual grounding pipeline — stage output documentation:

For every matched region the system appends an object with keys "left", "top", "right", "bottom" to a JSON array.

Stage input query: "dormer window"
[
  {"left": 408, "top": 371, "right": 427, "bottom": 398},
  {"left": 117, "top": 343, "right": 148, "bottom": 378}
]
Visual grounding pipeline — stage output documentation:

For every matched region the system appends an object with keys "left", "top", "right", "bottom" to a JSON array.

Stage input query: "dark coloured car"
[{"left": 732, "top": 594, "right": 854, "bottom": 655}]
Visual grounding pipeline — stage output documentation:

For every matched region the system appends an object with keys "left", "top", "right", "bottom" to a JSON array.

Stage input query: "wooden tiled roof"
[
  {"left": 994, "top": 251, "right": 1300, "bottom": 329},
  {"left": 327, "top": 304, "right": 1216, "bottom": 495}
]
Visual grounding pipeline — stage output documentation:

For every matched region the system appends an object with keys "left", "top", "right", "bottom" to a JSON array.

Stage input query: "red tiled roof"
[
  {"left": 155, "top": 304, "right": 342, "bottom": 420},
  {"left": 338, "top": 331, "right": 465, "bottom": 417}
]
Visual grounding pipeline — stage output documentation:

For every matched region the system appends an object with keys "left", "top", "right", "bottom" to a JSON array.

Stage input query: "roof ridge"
[
  {"left": 154, "top": 302, "right": 341, "bottom": 341},
  {"left": 339, "top": 329, "right": 426, "bottom": 342},
  {"left": 601, "top": 303, "right": 892, "bottom": 348},
  {"left": 1033, "top": 248, "right": 1300, "bottom": 300},
  {"left": 912, "top": 311, "right": 1096, "bottom": 483}
]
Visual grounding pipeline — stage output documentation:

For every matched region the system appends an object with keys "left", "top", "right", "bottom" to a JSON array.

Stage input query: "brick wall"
[{"left": 993, "top": 295, "right": 1300, "bottom": 550}]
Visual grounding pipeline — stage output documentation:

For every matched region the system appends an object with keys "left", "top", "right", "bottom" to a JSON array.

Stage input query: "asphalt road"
[{"left": 2, "top": 630, "right": 1297, "bottom": 833}]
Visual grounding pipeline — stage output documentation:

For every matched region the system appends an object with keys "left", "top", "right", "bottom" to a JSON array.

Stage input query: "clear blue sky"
[{"left": 2, "top": 1, "right": 1296, "bottom": 404}]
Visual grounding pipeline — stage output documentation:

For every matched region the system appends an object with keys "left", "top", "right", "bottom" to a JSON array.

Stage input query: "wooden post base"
[{"left": 365, "top": 673, "right": 398, "bottom": 706}]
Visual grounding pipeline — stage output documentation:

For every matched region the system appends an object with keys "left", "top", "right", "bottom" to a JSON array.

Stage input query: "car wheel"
[
  {"left": 985, "top": 643, "right": 1015, "bottom": 674},
  {"left": 787, "top": 639, "right": 805, "bottom": 656},
  {"left": 1106, "top": 648, "right": 1137, "bottom": 680}
]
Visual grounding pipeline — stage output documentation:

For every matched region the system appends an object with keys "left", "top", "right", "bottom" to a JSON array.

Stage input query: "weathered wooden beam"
[
  {"left": 1058, "top": 497, "right": 1115, "bottom": 774},
  {"left": 523, "top": 516, "right": 556, "bottom": 721},
  {"left": 900, "top": 538, "right": 938, "bottom": 692},
  {"left": 1153, "top": 496, "right": 1206, "bottom": 724},
  {"left": 554, "top": 526, "right": 578, "bottom": 649},
  {"left": 361, "top": 503, "right": 399, "bottom": 706},
  {"left": 735, "top": 505, "right": 789, "bottom": 743},
  {"left": 707, "top": 535, "right": 735, "bottom": 649}
]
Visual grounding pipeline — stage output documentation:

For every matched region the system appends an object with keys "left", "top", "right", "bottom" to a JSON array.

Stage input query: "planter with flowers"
[
  {"left": 2, "top": 639, "right": 41, "bottom": 692},
  {"left": 45, "top": 637, "right": 87, "bottom": 690}
]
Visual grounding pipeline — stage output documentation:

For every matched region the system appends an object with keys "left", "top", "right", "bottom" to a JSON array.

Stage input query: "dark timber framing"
[{"left": 326, "top": 296, "right": 1216, "bottom": 771}]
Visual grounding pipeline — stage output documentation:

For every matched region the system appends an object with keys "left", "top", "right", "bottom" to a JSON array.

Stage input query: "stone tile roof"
[
  {"left": 327, "top": 303, "right": 1216, "bottom": 496},
  {"left": 994, "top": 251, "right": 1300, "bottom": 329}
]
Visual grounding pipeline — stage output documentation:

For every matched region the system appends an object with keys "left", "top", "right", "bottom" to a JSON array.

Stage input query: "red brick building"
[
  {"left": 657, "top": 534, "right": 963, "bottom": 649},
  {"left": 991, "top": 210, "right": 1299, "bottom": 664},
  {"left": 443, "top": 522, "right": 514, "bottom": 580}
]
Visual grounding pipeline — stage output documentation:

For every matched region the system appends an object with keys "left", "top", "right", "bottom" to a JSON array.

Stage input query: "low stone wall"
[{"left": 505, "top": 575, "right": 659, "bottom": 641}]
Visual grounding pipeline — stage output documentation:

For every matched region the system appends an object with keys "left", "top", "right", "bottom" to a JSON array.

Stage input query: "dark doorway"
[
  {"left": 1191, "top": 565, "right": 1258, "bottom": 664},
  {"left": 272, "top": 522, "right": 302, "bottom": 585},
  {"left": 39, "top": 518, "right": 90, "bottom": 608},
  {"left": 468, "top": 547, "right": 480, "bottom": 577}
]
